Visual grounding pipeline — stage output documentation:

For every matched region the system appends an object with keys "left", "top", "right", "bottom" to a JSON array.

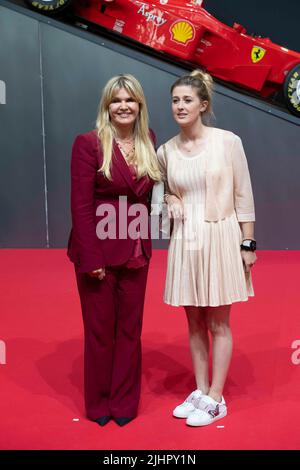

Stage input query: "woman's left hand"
[
  {"left": 241, "top": 250, "right": 257, "bottom": 273},
  {"left": 89, "top": 268, "right": 106, "bottom": 280}
]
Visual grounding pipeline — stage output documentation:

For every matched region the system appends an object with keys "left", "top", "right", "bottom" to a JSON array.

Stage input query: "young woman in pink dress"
[{"left": 157, "top": 70, "right": 257, "bottom": 426}]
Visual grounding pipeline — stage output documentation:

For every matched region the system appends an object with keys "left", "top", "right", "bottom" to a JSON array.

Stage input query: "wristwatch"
[{"left": 240, "top": 239, "right": 256, "bottom": 252}]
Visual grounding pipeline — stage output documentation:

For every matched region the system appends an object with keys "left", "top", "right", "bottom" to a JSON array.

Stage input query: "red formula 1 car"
[{"left": 25, "top": 0, "right": 300, "bottom": 117}]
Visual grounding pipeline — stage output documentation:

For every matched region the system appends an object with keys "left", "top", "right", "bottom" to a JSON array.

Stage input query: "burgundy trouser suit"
[
  {"left": 68, "top": 131, "right": 155, "bottom": 420},
  {"left": 76, "top": 262, "right": 149, "bottom": 419}
]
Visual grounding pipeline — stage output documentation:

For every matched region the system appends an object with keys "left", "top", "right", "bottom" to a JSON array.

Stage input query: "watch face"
[{"left": 242, "top": 240, "right": 256, "bottom": 250}]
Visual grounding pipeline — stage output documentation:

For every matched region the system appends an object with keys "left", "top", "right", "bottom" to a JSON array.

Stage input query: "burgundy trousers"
[{"left": 75, "top": 262, "right": 149, "bottom": 420}]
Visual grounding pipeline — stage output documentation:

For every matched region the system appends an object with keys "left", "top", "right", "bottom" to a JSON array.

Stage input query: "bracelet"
[{"left": 163, "top": 193, "right": 171, "bottom": 203}]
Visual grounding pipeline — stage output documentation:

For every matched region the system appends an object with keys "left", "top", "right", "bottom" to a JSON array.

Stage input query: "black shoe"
[
  {"left": 114, "top": 417, "right": 134, "bottom": 427},
  {"left": 94, "top": 416, "right": 111, "bottom": 426}
]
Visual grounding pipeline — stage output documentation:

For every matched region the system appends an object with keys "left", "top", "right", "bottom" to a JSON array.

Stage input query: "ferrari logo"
[{"left": 251, "top": 46, "right": 266, "bottom": 63}]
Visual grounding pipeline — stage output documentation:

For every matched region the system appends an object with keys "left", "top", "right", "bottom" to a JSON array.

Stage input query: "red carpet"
[{"left": 0, "top": 249, "right": 300, "bottom": 449}]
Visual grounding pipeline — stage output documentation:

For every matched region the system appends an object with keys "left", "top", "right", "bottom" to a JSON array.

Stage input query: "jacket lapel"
[
  {"left": 112, "top": 140, "right": 152, "bottom": 197},
  {"left": 112, "top": 140, "right": 138, "bottom": 195}
]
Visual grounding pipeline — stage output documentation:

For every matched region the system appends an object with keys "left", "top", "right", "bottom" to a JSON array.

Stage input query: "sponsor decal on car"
[
  {"left": 251, "top": 46, "right": 266, "bottom": 63},
  {"left": 137, "top": 3, "right": 167, "bottom": 26},
  {"left": 170, "top": 20, "right": 195, "bottom": 45},
  {"left": 113, "top": 19, "right": 125, "bottom": 33},
  {"left": 200, "top": 38, "right": 212, "bottom": 47}
]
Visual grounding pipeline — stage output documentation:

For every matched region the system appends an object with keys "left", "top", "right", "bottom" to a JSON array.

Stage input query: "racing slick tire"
[
  {"left": 24, "top": 0, "right": 73, "bottom": 15},
  {"left": 283, "top": 63, "right": 300, "bottom": 117}
]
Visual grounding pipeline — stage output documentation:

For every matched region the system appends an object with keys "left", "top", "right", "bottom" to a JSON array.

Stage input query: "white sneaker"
[
  {"left": 186, "top": 395, "right": 227, "bottom": 426},
  {"left": 173, "top": 390, "right": 204, "bottom": 418}
]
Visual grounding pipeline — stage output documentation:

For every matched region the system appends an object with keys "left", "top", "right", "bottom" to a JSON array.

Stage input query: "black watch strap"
[{"left": 240, "top": 239, "right": 256, "bottom": 251}]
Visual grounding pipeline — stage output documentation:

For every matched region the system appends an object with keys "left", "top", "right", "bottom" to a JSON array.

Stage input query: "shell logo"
[{"left": 170, "top": 20, "right": 195, "bottom": 45}]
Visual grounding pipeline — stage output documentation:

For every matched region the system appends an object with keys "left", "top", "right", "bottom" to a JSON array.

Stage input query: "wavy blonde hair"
[{"left": 96, "top": 74, "right": 161, "bottom": 181}]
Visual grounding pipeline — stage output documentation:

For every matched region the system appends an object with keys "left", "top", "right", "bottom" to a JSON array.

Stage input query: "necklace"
[
  {"left": 179, "top": 138, "right": 203, "bottom": 152},
  {"left": 116, "top": 137, "right": 134, "bottom": 145},
  {"left": 178, "top": 131, "right": 209, "bottom": 154},
  {"left": 116, "top": 138, "right": 136, "bottom": 164}
]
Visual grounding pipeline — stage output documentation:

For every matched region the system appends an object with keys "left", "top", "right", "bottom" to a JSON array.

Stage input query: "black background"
[{"left": 205, "top": 0, "right": 299, "bottom": 52}]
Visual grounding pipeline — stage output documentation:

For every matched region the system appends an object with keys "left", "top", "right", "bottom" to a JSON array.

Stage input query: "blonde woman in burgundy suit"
[
  {"left": 68, "top": 75, "right": 160, "bottom": 427},
  {"left": 155, "top": 70, "right": 257, "bottom": 426}
]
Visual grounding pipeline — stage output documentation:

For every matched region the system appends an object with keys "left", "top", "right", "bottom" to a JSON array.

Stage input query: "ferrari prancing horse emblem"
[{"left": 251, "top": 46, "right": 266, "bottom": 63}]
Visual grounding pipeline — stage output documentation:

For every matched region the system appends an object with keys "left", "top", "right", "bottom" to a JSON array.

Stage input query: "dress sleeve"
[
  {"left": 71, "top": 134, "right": 105, "bottom": 273},
  {"left": 156, "top": 144, "right": 167, "bottom": 181},
  {"left": 151, "top": 145, "right": 168, "bottom": 215},
  {"left": 231, "top": 135, "right": 255, "bottom": 222}
]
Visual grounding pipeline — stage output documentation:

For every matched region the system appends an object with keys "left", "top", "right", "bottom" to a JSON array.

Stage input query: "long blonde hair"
[{"left": 96, "top": 74, "right": 161, "bottom": 181}]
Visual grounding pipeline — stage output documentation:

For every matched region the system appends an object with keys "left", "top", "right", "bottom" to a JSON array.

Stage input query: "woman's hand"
[
  {"left": 241, "top": 251, "right": 257, "bottom": 273},
  {"left": 166, "top": 195, "right": 185, "bottom": 221},
  {"left": 89, "top": 268, "right": 106, "bottom": 280}
]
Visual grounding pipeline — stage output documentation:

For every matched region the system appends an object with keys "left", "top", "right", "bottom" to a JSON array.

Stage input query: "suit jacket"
[
  {"left": 155, "top": 128, "right": 255, "bottom": 223},
  {"left": 67, "top": 130, "right": 155, "bottom": 273}
]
